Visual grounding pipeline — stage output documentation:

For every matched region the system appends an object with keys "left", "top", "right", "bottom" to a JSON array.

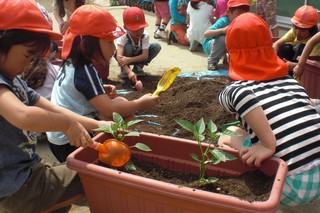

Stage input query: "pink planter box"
[
  {"left": 301, "top": 56, "right": 320, "bottom": 99},
  {"left": 67, "top": 132, "right": 287, "bottom": 213}
]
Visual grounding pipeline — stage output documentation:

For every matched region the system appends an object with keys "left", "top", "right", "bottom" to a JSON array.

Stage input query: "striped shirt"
[{"left": 219, "top": 76, "right": 320, "bottom": 175}]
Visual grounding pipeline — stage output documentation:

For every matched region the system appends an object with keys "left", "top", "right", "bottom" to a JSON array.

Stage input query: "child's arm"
[
  {"left": 293, "top": 32, "right": 320, "bottom": 79},
  {"left": 204, "top": 26, "right": 227, "bottom": 38},
  {"left": 0, "top": 87, "right": 102, "bottom": 147},
  {"left": 272, "top": 38, "right": 286, "bottom": 54},
  {"left": 240, "top": 106, "right": 276, "bottom": 167}
]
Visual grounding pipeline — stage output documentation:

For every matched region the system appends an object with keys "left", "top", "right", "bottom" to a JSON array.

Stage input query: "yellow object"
[
  {"left": 248, "top": 0, "right": 256, "bottom": 6},
  {"left": 152, "top": 67, "right": 181, "bottom": 96}
]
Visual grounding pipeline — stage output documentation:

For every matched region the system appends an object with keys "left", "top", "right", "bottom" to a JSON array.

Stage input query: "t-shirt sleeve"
[
  {"left": 142, "top": 32, "right": 150, "bottom": 49},
  {"left": 218, "top": 83, "right": 260, "bottom": 118},
  {"left": 74, "top": 65, "right": 105, "bottom": 100}
]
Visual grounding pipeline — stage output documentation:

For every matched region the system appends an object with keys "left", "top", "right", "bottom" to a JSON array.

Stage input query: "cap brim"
[
  {"left": 291, "top": 17, "right": 314, "bottom": 28},
  {"left": 61, "top": 30, "right": 77, "bottom": 60},
  {"left": 125, "top": 23, "right": 149, "bottom": 31}
]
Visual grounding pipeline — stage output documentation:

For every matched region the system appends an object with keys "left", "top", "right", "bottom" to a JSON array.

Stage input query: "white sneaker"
[{"left": 155, "top": 29, "right": 166, "bottom": 39}]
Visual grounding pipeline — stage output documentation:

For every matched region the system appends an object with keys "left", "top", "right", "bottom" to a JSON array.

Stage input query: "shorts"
[
  {"left": 280, "top": 164, "right": 320, "bottom": 206},
  {"left": 154, "top": 1, "right": 171, "bottom": 21},
  {"left": 0, "top": 160, "right": 83, "bottom": 213},
  {"left": 256, "top": 0, "right": 278, "bottom": 29}
]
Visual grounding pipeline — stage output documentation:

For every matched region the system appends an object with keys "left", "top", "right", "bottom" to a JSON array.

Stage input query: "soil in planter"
[
  {"left": 100, "top": 75, "right": 275, "bottom": 203},
  {"left": 106, "top": 74, "right": 236, "bottom": 140}
]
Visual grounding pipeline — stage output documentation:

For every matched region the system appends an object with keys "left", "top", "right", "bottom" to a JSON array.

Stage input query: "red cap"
[
  {"left": 227, "top": 0, "right": 250, "bottom": 8},
  {"left": 123, "top": 7, "right": 149, "bottom": 31},
  {"left": 62, "top": 5, "right": 125, "bottom": 59},
  {"left": 0, "top": 0, "right": 62, "bottom": 41},
  {"left": 291, "top": 5, "right": 319, "bottom": 28},
  {"left": 226, "top": 12, "right": 288, "bottom": 81}
]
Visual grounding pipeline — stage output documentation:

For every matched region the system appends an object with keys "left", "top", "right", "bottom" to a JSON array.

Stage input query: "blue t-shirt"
[
  {"left": 202, "top": 16, "right": 230, "bottom": 56},
  {"left": 0, "top": 75, "right": 41, "bottom": 198}
]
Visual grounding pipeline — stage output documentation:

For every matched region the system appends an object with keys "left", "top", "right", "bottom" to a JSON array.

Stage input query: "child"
[
  {"left": 218, "top": 12, "right": 320, "bottom": 206},
  {"left": 116, "top": 7, "right": 161, "bottom": 81},
  {"left": 273, "top": 5, "right": 319, "bottom": 75},
  {"left": 203, "top": 0, "right": 249, "bottom": 70},
  {"left": 0, "top": 0, "right": 113, "bottom": 212},
  {"left": 47, "top": 5, "right": 160, "bottom": 163},
  {"left": 185, "top": 0, "right": 214, "bottom": 52},
  {"left": 53, "top": 0, "right": 86, "bottom": 35},
  {"left": 167, "top": 0, "right": 190, "bottom": 46},
  {"left": 153, "top": 0, "right": 171, "bottom": 39}
]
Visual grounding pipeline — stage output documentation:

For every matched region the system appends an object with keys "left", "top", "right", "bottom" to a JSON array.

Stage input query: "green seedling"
[
  {"left": 175, "top": 118, "right": 241, "bottom": 186},
  {"left": 94, "top": 112, "right": 151, "bottom": 170}
]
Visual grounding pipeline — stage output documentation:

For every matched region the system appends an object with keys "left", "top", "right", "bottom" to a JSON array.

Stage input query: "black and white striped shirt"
[{"left": 219, "top": 76, "right": 320, "bottom": 175}]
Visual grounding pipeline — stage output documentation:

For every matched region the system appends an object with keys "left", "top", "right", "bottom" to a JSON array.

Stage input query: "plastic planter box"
[
  {"left": 67, "top": 132, "right": 287, "bottom": 213},
  {"left": 300, "top": 56, "right": 320, "bottom": 99}
]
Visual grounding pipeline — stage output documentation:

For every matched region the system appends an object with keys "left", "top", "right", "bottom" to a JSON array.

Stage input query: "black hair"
[
  {"left": 68, "top": 35, "right": 104, "bottom": 68},
  {"left": 309, "top": 25, "right": 319, "bottom": 37},
  {"left": 0, "top": 29, "right": 50, "bottom": 58},
  {"left": 191, "top": 2, "right": 200, "bottom": 10}
]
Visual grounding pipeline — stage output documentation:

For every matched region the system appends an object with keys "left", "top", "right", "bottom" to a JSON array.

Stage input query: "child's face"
[
  {"left": 0, "top": 44, "right": 35, "bottom": 80},
  {"left": 99, "top": 39, "right": 116, "bottom": 62},
  {"left": 128, "top": 28, "right": 144, "bottom": 39},
  {"left": 293, "top": 25, "right": 310, "bottom": 41}
]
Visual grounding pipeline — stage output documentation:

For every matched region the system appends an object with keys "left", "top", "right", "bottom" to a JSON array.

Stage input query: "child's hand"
[
  {"left": 104, "top": 84, "right": 117, "bottom": 99},
  {"left": 239, "top": 144, "right": 275, "bottom": 167},
  {"left": 128, "top": 71, "right": 137, "bottom": 83},
  {"left": 65, "top": 121, "right": 93, "bottom": 148},
  {"left": 137, "top": 93, "right": 160, "bottom": 110},
  {"left": 117, "top": 56, "right": 130, "bottom": 67}
]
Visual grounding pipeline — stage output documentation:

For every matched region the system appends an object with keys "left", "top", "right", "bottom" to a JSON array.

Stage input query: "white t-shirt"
[
  {"left": 36, "top": 62, "right": 59, "bottom": 100},
  {"left": 186, "top": 2, "right": 213, "bottom": 44}
]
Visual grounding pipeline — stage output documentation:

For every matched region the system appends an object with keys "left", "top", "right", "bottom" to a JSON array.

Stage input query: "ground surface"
[{"left": 34, "top": 1, "right": 320, "bottom": 212}]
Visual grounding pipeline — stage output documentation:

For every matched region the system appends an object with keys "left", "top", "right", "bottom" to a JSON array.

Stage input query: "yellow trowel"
[{"left": 152, "top": 67, "right": 181, "bottom": 96}]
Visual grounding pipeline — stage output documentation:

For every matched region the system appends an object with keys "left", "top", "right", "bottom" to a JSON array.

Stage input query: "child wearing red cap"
[
  {"left": 218, "top": 12, "right": 320, "bottom": 207},
  {"left": 47, "top": 5, "right": 160, "bottom": 163},
  {"left": 203, "top": 0, "right": 249, "bottom": 70},
  {"left": 116, "top": 7, "right": 161, "bottom": 81},
  {"left": 273, "top": 5, "right": 319, "bottom": 76},
  {"left": 185, "top": 0, "right": 214, "bottom": 52},
  {"left": 0, "top": 0, "right": 115, "bottom": 212}
]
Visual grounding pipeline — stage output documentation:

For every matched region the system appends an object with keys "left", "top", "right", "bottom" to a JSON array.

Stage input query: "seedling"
[
  {"left": 175, "top": 118, "right": 241, "bottom": 186},
  {"left": 94, "top": 112, "right": 151, "bottom": 170}
]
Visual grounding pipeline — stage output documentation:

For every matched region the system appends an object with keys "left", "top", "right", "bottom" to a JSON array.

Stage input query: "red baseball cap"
[
  {"left": 123, "top": 7, "right": 149, "bottom": 31},
  {"left": 0, "top": 0, "right": 62, "bottom": 41},
  {"left": 226, "top": 12, "right": 288, "bottom": 81},
  {"left": 62, "top": 5, "right": 125, "bottom": 59},
  {"left": 291, "top": 5, "right": 319, "bottom": 28},
  {"left": 228, "top": 0, "right": 250, "bottom": 8}
]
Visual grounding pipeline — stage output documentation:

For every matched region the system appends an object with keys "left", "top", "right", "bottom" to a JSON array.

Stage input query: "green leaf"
[
  {"left": 222, "top": 129, "right": 242, "bottom": 137},
  {"left": 210, "top": 148, "right": 237, "bottom": 162},
  {"left": 208, "top": 120, "right": 217, "bottom": 134},
  {"left": 124, "top": 132, "right": 140, "bottom": 137},
  {"left": 125, "top": 161, "right": 136, "bottom": 171},
  {"left": 131, "top": 143, "right": 152, "bottom": 151},
  {"left": 221, "top": 121, "right": 240, "bottom": 132},
  {"left": 195, "top": 118, "right": 205, "bottom": 135},
  {"left": 190, "top": 153, "right": 200, "bottom": 162},
  {"left": 175, "top": 119, "right": 194, "bottom": 132},
  {"left": 113, "top": 112, "right": 124, "bottom": 126},
  {"left": 127, "top": 119, "right": 144, "bottom": 127}
]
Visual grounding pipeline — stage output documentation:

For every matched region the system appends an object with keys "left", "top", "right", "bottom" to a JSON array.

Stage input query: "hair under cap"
[
  {"left": 226, "top": 12, "right": 288, "bottom": 81},
  {"left": 62, "top": 4, "right": 125, "bottom": 59},
  {"left": 0, "top": 0, "right": 62, "bottom": 41}
]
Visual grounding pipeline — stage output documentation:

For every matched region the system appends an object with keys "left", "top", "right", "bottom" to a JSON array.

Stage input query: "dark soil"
[{"left": 103, "top": 75, "right": 275, "bottom": 203}]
